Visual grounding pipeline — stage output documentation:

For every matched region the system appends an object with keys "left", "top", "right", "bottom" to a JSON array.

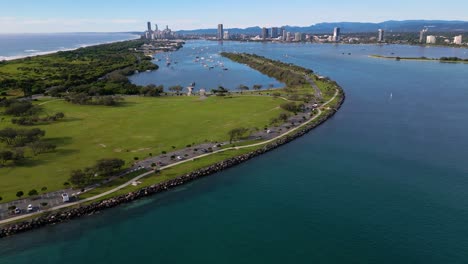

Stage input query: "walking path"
[{"left": 0, "top": 89, "right": 339, "bottom": 226}]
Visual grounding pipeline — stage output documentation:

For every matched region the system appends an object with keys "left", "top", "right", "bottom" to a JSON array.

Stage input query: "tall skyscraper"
[
  {"left": 217, "top": 24, "right": 224, "bottom": 40},
  {"left": 271, "top": 27, "right": 279, "bottom": 38},
  {"left": 286, "top": 32, "right": 291, "bottom": 42},
  {"left": 333, "top": 27, "right": 341, "bottom": 42},
  {"left": 262, "top": 27, "right": 269, "bottom": 40},
  {"left": 282, "top": 29, "right": 287, "bottom": 41},
  {"left": 378, "top": 29, "right": 385, "bottom": 42},
  {"left": 419, "top": 29, "right": 427, "bottom": 43},
  {"left": 147, "top": 21, "right": 152, "bottom": 32},
  {"left": 454, "top": 35, "right": 463, "bottom": 45}
]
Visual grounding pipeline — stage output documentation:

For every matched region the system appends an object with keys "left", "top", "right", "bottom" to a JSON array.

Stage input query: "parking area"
[{"left": 0, "top": 189, "right": 75, "bottom": 219}]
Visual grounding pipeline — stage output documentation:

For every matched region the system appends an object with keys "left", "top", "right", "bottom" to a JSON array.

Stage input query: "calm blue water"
[
  {"left": 0, "top": 33, "right": 139, "bottom": 60},
  {"left": 130, "top": 41, "right": 284, "bottom": 90},
  {"left": 1, "top": 41, "right": 468, "bottom": 263}
]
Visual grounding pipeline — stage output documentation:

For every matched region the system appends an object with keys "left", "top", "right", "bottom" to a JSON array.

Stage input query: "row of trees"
[
  {"left": 65, "top": 93, "right": 124, "bottom": 106},
  {"left": 0, "top": 128, "right": 45, "bottom": 147},
  {"left": 1, "top": 98, "right": 65, "bottom": 125},
  {"left": 0, "top": 127, "right": 55, "bottom": 166},
  {"left": 12, "top": 112, "right": 65, "bottom": 126},
  {"left": 221, "top": 52, "right": 313, "bottom": 87},
  {"left": 69, "top": 158, "right": 125, "bottom": 187},
  {"left": 0, "top": 100, "right": 39, "bottom": 117}
]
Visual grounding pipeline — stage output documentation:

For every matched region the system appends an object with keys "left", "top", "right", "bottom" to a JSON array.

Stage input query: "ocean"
[{"left": 0, "top": 32, "right": 139, "bottom": 61}]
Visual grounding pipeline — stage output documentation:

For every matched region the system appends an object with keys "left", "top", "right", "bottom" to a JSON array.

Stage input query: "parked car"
[
  {"left": 176, "top": 156, "right": 184, "bottom": 160},
  {"left": 14, "top": 208, "right": 21, "bottom": 214},
  {"left": 62, "top": 193, "right": 70, "bottom": 203},
  {"left": 27, "top": 204, "right": 34, "bottom": 212}
]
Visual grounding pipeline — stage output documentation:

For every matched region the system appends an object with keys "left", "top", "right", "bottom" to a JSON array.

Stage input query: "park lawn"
[{"left": 0, "top": 95, "right": 285, "bottom": 202}]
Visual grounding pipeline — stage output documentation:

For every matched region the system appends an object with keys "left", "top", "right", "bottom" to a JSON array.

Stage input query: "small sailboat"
[{"left": 389, "top": 93, "right": 393, "bottom": 100}]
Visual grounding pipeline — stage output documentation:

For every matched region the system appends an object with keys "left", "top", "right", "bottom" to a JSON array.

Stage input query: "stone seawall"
[{"left": 0, "top": 90, "right": 345, "bottom": 238}]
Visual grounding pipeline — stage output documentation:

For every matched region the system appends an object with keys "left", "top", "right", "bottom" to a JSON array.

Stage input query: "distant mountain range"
[{"left": 176, "top": 20, "right": 468, "bottom": 35}]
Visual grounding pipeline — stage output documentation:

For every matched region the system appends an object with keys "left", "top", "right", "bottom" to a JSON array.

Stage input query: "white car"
[
  {"left": 62, "top": 193, "right": 70, "bottom": 203},
  {"left": 27, "top": 204, "right": 33, "bottom": 212},
  {"left": 176, "top": 156, "right": 184, "bottom": 160},
  {"left": 14, "top": 208, "right": 21, "bottom": 214}
]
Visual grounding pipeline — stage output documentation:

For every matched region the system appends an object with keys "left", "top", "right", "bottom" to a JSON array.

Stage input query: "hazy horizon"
[{"left": 1, "top": 0, "right": 468, "bottom": 33}]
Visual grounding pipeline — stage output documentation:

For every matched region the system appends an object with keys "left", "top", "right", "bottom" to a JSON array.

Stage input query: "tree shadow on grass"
[
  {"left": 44, "top": 137, "right": 73, "bottom": 146},
  {"left": 13, "top": 149, "right": 80, "bottom": 168},
  {"left": 114, "top": 101, "right": 138, "bottom": 108},
  {"left": 60, "top": 117, "right": 83, "bottom": 123}
]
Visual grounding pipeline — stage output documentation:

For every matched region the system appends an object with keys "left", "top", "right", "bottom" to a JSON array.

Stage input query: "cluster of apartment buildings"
[
  {"left": 216, "top": 24, "right": 387, "bottom": 43},
  {"left": 143, "top": 21, "right": 177, "bottom": 40},
  {"left": 419, "top": 28, "right": 464, "bottom": 45}
]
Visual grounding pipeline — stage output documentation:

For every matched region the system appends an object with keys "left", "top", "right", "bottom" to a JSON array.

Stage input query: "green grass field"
[{"left": 0, "top": 95, "right": 285, "bottom": 202}]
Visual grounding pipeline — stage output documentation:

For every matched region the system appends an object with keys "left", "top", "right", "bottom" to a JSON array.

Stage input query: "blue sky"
[{"left": 0, "top": 0, "right": 467, "bottom": 33}]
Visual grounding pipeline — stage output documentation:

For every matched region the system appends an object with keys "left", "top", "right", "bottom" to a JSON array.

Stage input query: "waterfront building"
[
  {"left": 271, "top": 27, "right": 279, "bottom": 38},
  {"left": 378, "top": 29, "right": 385, "bottom": 42},
  {"left": 333, "top": 27, "right": 341, "bottom": 42},
  {"left": 286, "top": 32, "right": 291, "bottom": 42},
  {"left": 282, "top": 29, "right": 287, "bottom": 41},
  {"left": 223, "top": 31, "right": 230, "bottom": 40},
  {"left": 454, "top": 35, "right": 463, "bottom": 45},
  {"left": 294, "top": 32, "right": 302, "bottom": 42},
  {"left": 426, "top": 35, "right": 437, "bottom": 44},
  {"left": 217, "top": 24, "right": 224, "bottom": 40},
  {"left": 262, "top": 27, "right": 269, "bottom": 40}
]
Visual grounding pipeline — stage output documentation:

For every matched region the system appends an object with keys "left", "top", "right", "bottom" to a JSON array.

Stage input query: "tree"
[
  {"left": 237, "top": 85, "right": 249, "bottom": 93},
  {"left": 28, "top": 189, "right": 38, "bottom": 196},
  {"left": 0, "top": 128, "right": 18, "bottom": 145},
  {"left": 253, "top": 84, "right": 263, "bottom": 90},
  {"left": 4, "top": 101, "right": 38, "bottom": 116},
  {"left": 0, "top": 150, "right": 13, "bottom": 165},
  {"left": 69, "top": 170, "right": 89, "bottom": 187},
  {"left": 169, "top": 85, "right": 183, "bottom": 94},
  {"left": 54, "top": 112, "right": 65, "bottom": 119},
  {"left": 212, "top": 86, "right": 229, "bottom": 97},
  {"left": 228, "top": 127, "right": 250, "bottom": 144},
  {"left": 29, "top": 141, "right": 56, "bottom": 155},
  {"left": 280, "top": 102, "right": 304, "bottom": 114},
  {"left": 141, "top": 84, "right": 164, "bottom": 97},
  {"left": 16, "top": 191, "right": 24, "bottom": 198},
  {"left": 41, "top": 186, "right": 48, "bottom": 192},
  {"left": 95, "top": 158, "right": 125, "bottom": 176}
]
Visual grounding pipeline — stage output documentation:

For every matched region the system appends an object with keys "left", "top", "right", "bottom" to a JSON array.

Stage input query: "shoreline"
[
  {"left": 0, "top": 88, "right": 345, "bottom": 238},
  {"left": 0, "top": 34, "right": 140, "bottom": 61},
  {"left": 369, "top": 55, "right": 468, "bottom": 63}
]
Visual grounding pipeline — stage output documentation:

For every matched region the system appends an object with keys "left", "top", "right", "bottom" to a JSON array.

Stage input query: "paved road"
[{"left": 0, "top": 89, "right": 338, "bottom": 226}]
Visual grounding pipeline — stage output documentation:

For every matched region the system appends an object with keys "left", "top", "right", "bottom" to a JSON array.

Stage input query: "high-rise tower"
[{"left": 217, "top": 24, "right": 224, "bottom": 40}]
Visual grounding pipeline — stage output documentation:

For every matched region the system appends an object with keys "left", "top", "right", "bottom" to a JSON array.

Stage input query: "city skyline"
[{"left": 1, "top": 0, "right": 468, "bottom": 33}]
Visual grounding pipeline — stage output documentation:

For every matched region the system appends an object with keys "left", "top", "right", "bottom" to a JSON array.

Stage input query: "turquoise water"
[{"left": 1, "top": 41, "right": 468, "bottom": 263}]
